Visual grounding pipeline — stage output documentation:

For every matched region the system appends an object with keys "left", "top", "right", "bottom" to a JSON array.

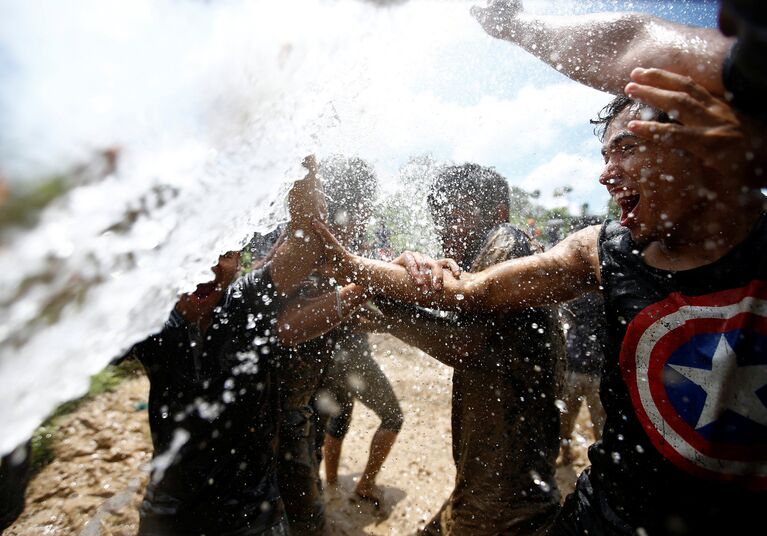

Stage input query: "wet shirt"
[
  {"left": 595, "top": 217, "right": 767, "bottom": 533},
  {"left": 133, "top": 265, "right": 284, "bottom": 535},
  {"left": 446, "top": 224, "right": 566, "bottom": 535},
  {"left": 279, "top": 274, "right": 338, "bottom": 412},
  {"left": 560, "top": 292, "right": 606, "bottom": 375}
]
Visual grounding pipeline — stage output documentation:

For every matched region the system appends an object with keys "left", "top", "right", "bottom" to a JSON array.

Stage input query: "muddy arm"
[{"left": 276, "top": 284, "right": 368, "bottom": 347}]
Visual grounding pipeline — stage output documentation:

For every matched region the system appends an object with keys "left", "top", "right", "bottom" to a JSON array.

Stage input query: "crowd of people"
[{"left": 3, "top": 0, "right": 767, "bottom": 534}]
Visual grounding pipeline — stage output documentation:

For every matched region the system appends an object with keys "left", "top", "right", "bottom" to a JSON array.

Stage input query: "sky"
[{"left": 0, "top": 0, "right": 720, "bottom": 216}]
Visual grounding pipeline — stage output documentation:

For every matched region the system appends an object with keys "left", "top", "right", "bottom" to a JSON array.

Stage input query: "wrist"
[
  {"left": 337, "top": 253, "right": 362, "bottom": 283},
  {"left": 505, "top": 14, "right": 532, "bottom": 42}
]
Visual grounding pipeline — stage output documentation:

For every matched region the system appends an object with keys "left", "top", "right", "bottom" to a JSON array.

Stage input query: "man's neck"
[
  {"left": 643, "top": 193, "right": 764, "bottom": 271},
  {"left": 461, "top": 223, "right": 503, "bottom": 269}
]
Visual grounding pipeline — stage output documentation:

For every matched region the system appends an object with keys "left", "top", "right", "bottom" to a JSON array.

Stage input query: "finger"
[
  {"left": 411, "top": 252, "right": 431, "bottom": 289},
  {"left": 627, "top": 120, "right": 707, "bottom": 156},
  {"left": 302, "top": 154, "right": 317, "bottom": 173},
  {"left": 625, "top": 82, "right": 714, "bottom": 128},
  {"left": 310, "top": 218, "right": 344, "bottom": 253},
  {"left": 411, "top": 251, "right": 425, "bottom": 272},
  {"left": 401, "top": 252, "right": 425, "bottom": 285},
  {"left": 629, "top": 68, "right": 713, "bottom": 104},
  {"left": 440, "top": 258, "right": 462, "bottom": 278},
  {"left": 428, "top": 259, "right": 444, "bottom": 291}
]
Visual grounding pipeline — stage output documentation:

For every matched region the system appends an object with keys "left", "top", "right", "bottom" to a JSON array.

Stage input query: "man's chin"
[{"left": 626, "top": 224, "right": 653, "bottom": 247}]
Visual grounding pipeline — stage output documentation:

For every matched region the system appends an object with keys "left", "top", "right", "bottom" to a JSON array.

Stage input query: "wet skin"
[{"left": 600, "top": 105, "right": 709, "bottom": 249}]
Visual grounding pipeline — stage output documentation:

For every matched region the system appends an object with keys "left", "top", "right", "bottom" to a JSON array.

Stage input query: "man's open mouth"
[{"left": 614, "top": 189, "right": 640, "bottom": 226}]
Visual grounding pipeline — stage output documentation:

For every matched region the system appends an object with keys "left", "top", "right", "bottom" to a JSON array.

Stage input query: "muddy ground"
[{"left": 7, "top": 334, "right": 595, "bottom": 535}]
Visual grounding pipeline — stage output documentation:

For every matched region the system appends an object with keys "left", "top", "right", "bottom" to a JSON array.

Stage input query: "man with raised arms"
[
  {"left": 363, "top": 163, "right": 565, "bottom": 535},
  {"left": 132, "top": 156, "right": 372, "bottom": 536},
  {"left": 313, "top": 62, "right": 767, "bottom": 533}
]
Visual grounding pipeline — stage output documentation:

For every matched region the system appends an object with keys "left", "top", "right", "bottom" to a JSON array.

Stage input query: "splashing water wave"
[{"left": 0, "top": 0, "right": 713, "bottom": 454}]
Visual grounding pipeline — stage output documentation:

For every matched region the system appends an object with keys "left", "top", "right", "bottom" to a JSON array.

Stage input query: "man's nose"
[{"left": 599, "top": 163, "right": 620, "bottom": 186}]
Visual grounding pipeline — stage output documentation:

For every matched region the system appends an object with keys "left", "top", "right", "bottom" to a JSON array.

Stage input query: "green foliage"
[
  {"left": 0, "top": 176, "right": 69, "bottom": 230},
  {"left": 607, "top": 198, "right": 621, "bottom": 219},
  {"left": 30, "top": 423, "right": 57, "bottom": 472},
  {"left": 239, "top": 249, "right": 254, "bottom": 274}
]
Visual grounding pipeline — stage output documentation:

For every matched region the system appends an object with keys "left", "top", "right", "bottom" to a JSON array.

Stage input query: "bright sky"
[{"left": 0, "top": 0, "right": 719, "bottom": 216}]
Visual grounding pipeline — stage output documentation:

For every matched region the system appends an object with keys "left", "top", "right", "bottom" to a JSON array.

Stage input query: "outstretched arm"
[
  {"left": 276, "top": 283, "right": 368, "bottom": 346},
  {"left": 315, "top": 219, "right": 601, "bottom": 313},
  {"left": 365, "top": 302, "right": 493, "bottom": 370},
  {"left": 471, "top": 0, "right": 732, "bottom": 96}
]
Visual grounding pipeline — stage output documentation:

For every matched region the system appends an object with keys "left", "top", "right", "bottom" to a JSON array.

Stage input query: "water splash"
[{"left": 0, "top": 0, "right": 716, "bottom": 454}]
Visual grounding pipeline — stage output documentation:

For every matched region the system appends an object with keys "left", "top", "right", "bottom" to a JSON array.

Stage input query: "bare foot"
[{"left": 354, "top": 483, "right": 382, "bottom": 509}]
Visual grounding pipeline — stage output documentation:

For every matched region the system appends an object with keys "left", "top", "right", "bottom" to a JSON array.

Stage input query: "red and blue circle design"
[{"left": 621, "top": 281, "right": 767, "bottom": 489}]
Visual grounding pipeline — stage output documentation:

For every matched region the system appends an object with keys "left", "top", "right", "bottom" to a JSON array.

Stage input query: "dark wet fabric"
[
  {"left": 276, "top": 403, "right": 326, "bottom": 536},
  {"left": 276, "top": 276, "right": 336, "bottom": 536},
  {"left": 421, "top": 224, "right": 566, "bottom": 536},
  {"left": 322, "top": 332, "right": 404, "bottom": 439},
  {"left": 138, "top": 513, "right": 292, "bottom": 536},
  {"left": 722, "top": 38, "right": 767, "bottom": 121},
  {"left": 579, "top": 217, "right": 767, "bottom": 535},
  {"left": 560, "top": 292, "right": 606, "bottom": 375},
  {"left": 0, "top": 440, "right": 32, "bottom": 531},
  {"left": 133, "top": 265, "right": 286, "bottom": 536},
  {"left": 549, "top": 468, "right": 634, "bottom": 536}
]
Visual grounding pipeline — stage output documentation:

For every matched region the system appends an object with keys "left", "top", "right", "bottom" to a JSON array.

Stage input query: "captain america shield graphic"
[{"left": 621, "top": 281, "right": 767, "bottom": 489}]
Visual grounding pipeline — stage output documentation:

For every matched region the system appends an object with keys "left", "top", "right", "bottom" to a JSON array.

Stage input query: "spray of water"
[{"left": 0, "top": 0, "right": 714, "bottom": 454}]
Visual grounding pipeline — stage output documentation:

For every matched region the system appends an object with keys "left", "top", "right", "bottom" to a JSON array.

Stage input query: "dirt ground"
[{"left": 7, "top": 334, "right": 595, "bottom": 535}]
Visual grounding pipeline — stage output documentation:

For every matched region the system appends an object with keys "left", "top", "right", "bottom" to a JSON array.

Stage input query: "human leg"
[
  {"left": 354, "top": 429, "right": 397, "bottom": 505},
  {"left": 278, "top": 407, "right": 326, "bottom": 536},
  {"left": 583, "top": 377, "right": 605, "bottom": 441},
  {"left": 345, "top": 338, "right": 404, "bottom": 503},
  {"left": 558, "top": 371, "right": 587, "bottom": 464},
  {"left": 320, "top": 368, "right": 354, "bottom": 486}
]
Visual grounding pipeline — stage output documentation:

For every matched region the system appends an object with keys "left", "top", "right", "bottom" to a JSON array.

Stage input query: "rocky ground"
[{"left": 7, "top": 334, "right": 595, "bottom": 535}]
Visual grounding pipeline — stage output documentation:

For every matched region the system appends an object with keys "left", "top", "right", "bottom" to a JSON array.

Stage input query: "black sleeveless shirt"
[{"left": 593, "top": 216, "right": 767, "bottom": 533}]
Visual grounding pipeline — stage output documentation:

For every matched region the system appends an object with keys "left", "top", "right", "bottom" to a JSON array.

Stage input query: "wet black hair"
[
  {"left": 428, "top": 163, "right": 510, "bottom": 217},
  {"left": 319, "top": 155, "right": 377, "bottom": 225},
  {"left": 590, "top": 95, "right": 673, "bottom": 142}
]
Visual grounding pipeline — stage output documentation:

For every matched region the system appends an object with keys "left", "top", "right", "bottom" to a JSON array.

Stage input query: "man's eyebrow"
[{"left": 602, "top": 131, "right": 639, "bottom": 156}]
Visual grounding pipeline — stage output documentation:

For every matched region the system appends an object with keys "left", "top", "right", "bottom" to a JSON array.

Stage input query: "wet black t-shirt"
[
  {"left": 594, "top": 217, "right": 767, "bottom": 533},
  {"left": 561, "top": 292, "right": 606, "bottom": 375},
  {"left": 133, "top": 265, "right": 284, "bottom": 535}
]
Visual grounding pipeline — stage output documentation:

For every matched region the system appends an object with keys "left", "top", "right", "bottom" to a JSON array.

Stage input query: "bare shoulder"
[{"left": 547, "top": 225, "right": 601, "bottom": 282}]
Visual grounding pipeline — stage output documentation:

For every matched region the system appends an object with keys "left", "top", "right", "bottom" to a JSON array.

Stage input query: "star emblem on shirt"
[{"left": 669, "top": 334, "right": 767, "bottom": 429}]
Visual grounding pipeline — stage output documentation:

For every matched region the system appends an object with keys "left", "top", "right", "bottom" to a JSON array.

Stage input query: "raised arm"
[
  {"left": 271, "top": 155, "right": 328, "bottom": 296},
  {"left": 471, "top": 0, "right": 733, "bottom": 96},
  {"left": 314, "top": 219, "right": 601, "bottom": 313}
]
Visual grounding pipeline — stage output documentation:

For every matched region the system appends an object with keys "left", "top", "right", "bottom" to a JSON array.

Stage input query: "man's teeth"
[{"left": 613, "top": 189, "right": 639, "bottom": 202}]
